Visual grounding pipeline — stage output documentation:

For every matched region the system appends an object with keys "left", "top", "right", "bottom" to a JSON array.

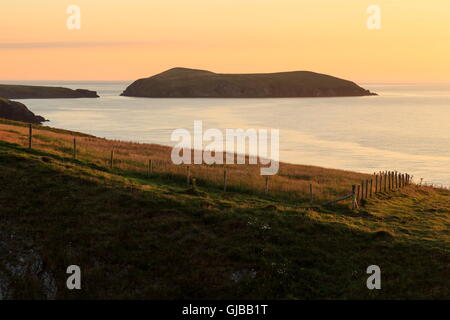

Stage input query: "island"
[
  {"left": 0, "top": 97, "right": 47, "bottom": 124},
  {"left": 0, "top": 84, "right": 99, "bottom": 99},
  {"left": 121, "top": 67, "right": 377, "bottom": 98}
]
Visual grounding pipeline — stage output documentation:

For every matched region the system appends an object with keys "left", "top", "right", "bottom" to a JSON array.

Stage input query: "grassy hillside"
[
  {"left": 121, "top": 67, "right": 376, "bottom": 98},
  {"left": 0, "top": 119, "right": 372, "bottom": 204},
  {"left": 0, "top": 119, "right": 448, "bottom": 299}
]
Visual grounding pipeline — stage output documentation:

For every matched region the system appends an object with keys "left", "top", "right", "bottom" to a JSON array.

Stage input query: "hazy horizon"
[{"left": 2, "top": 78, "right": 450, "bottom": 85}]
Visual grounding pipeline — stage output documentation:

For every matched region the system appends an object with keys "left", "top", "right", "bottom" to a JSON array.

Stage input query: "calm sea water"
[{"left": 6, "top": 81, "right": 450, "bottom": 186}]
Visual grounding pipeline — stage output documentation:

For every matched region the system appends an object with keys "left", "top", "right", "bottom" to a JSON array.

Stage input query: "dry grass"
[{"left": 0, "top": 119, "right": 373, "bottom": 203}]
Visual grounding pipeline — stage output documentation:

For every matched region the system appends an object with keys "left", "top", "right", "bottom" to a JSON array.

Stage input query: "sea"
[{"left": 4, "top": 81, "right": 450, "bottom": 187}]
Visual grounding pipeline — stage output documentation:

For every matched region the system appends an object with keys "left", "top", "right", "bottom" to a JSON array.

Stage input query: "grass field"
[
  {"left": 0, "top": 118, "right": 374, "bottom": 204},
  {"left": 0, "top": 119, "right": 448, "bottom": 299}
]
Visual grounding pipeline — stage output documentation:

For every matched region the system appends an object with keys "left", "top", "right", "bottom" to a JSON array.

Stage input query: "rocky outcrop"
[
  {"left": 0, "top": 229, "right": 57, "bottom": 300},
  {"left": 121, "top": 67, "right": 377, "bottom": 98},
  {"left": 0, "top": 84, "right": 99, "bottom": 99},
  {"left": 0, "top": 97, "right": 47, "bottom": 124}
]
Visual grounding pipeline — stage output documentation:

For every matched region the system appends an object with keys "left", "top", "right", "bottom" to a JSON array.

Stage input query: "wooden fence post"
[
  {"left": 395, "top": 172, "right": 399, "bottom": 189},
  {"left": 365, "top": 180, "right": 369, "bottom": 199},
  {"left": 110, "top": 149, "right": 114, "bottom": 169},
  {"left": 393, "top": 172, "right": 396, "bottom": 190},
  {"left": 73, "top": 138, "right": 77, "bottom": 159},
  {"left": 384, "top": 172, "right": 387, "bottom": 192},
  {"left": 391, "top": 172, "right": 394, "bottom": 189},
  {"left": 309, "top": 184, "right": 313, "bottom": 205},
  {"left": 386, "top": 171, "right": 391, "bottom": 192},
  {"left": 352, "top": 185, "right": 358, "bottom": 210},
  {"left": 28, "top": 124, "right": 32, "bottom": 149},
  {"left": 265, "top": 176, "right": 269, "bottom": 195},
  {"left": 361, "top": 181, "right": 365, "bottom": 201},
  {"left": 387, "top": 171, "right": 390, "bottom": 190},
  {"left": 148, "top": 159, "right": 153, "bottom": 176},
  {"left": 187, "top": 166, "right": 191, "bottom": 185},
  {"left": 356, "top": 185, "right": 361, "bottom": 202},
  {"left": 392, "top": 172, "right": 395, "bottom": 190},
  {"left": 386, "top": 172, "right": 389, "bottom": 191},
  {"left": 375, "top": 175, "right": 379, "bottom": 194},
  {"left": 223, "top": 168, "right": 228, "bottom": 192},
  {"left": 379, "top": 173, "right": 382, "bottom": 192},
  {"left": 393, "top": 172, "right": 396, "bottom": 189},
  {"left": 385, "top": 171, "right": 389, "bottom": 192},
  {"left": 369, "top": 179, "right": 373, "bottom": 198},
  {"left": 394, "top": 172, "right": 397, "bottom": 189}
]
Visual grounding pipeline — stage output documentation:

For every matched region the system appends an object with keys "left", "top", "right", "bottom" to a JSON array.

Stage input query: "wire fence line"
[{"left": 22, "top": 124, "right": 419, "bottom": 209}]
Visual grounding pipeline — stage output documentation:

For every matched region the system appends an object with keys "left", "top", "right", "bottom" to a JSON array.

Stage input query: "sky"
[{"left": 1, "top": 0, "right": 450, "bottom": 82}]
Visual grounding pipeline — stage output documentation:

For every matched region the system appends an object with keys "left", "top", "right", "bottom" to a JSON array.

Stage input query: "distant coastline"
[{"left": 0, "top": 84, "right": 99, "bottom": 99}]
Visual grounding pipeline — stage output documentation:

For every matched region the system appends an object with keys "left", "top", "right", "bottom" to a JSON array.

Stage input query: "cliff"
[{"left": 0, "top": 97, "right": 47, "bottom": 124}]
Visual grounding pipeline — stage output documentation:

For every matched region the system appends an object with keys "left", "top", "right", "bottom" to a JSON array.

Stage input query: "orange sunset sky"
[{"left": 1, "top": 0, "right": 449, "bottom": 82}]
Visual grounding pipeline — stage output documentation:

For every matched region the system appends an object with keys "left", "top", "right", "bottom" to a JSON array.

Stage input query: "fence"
[
  {"left": 23, "top": 124, "right": 414, "bottom": 209},
  {"left": 350, "top": 171, "right": 412, "bottom": 209}
]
